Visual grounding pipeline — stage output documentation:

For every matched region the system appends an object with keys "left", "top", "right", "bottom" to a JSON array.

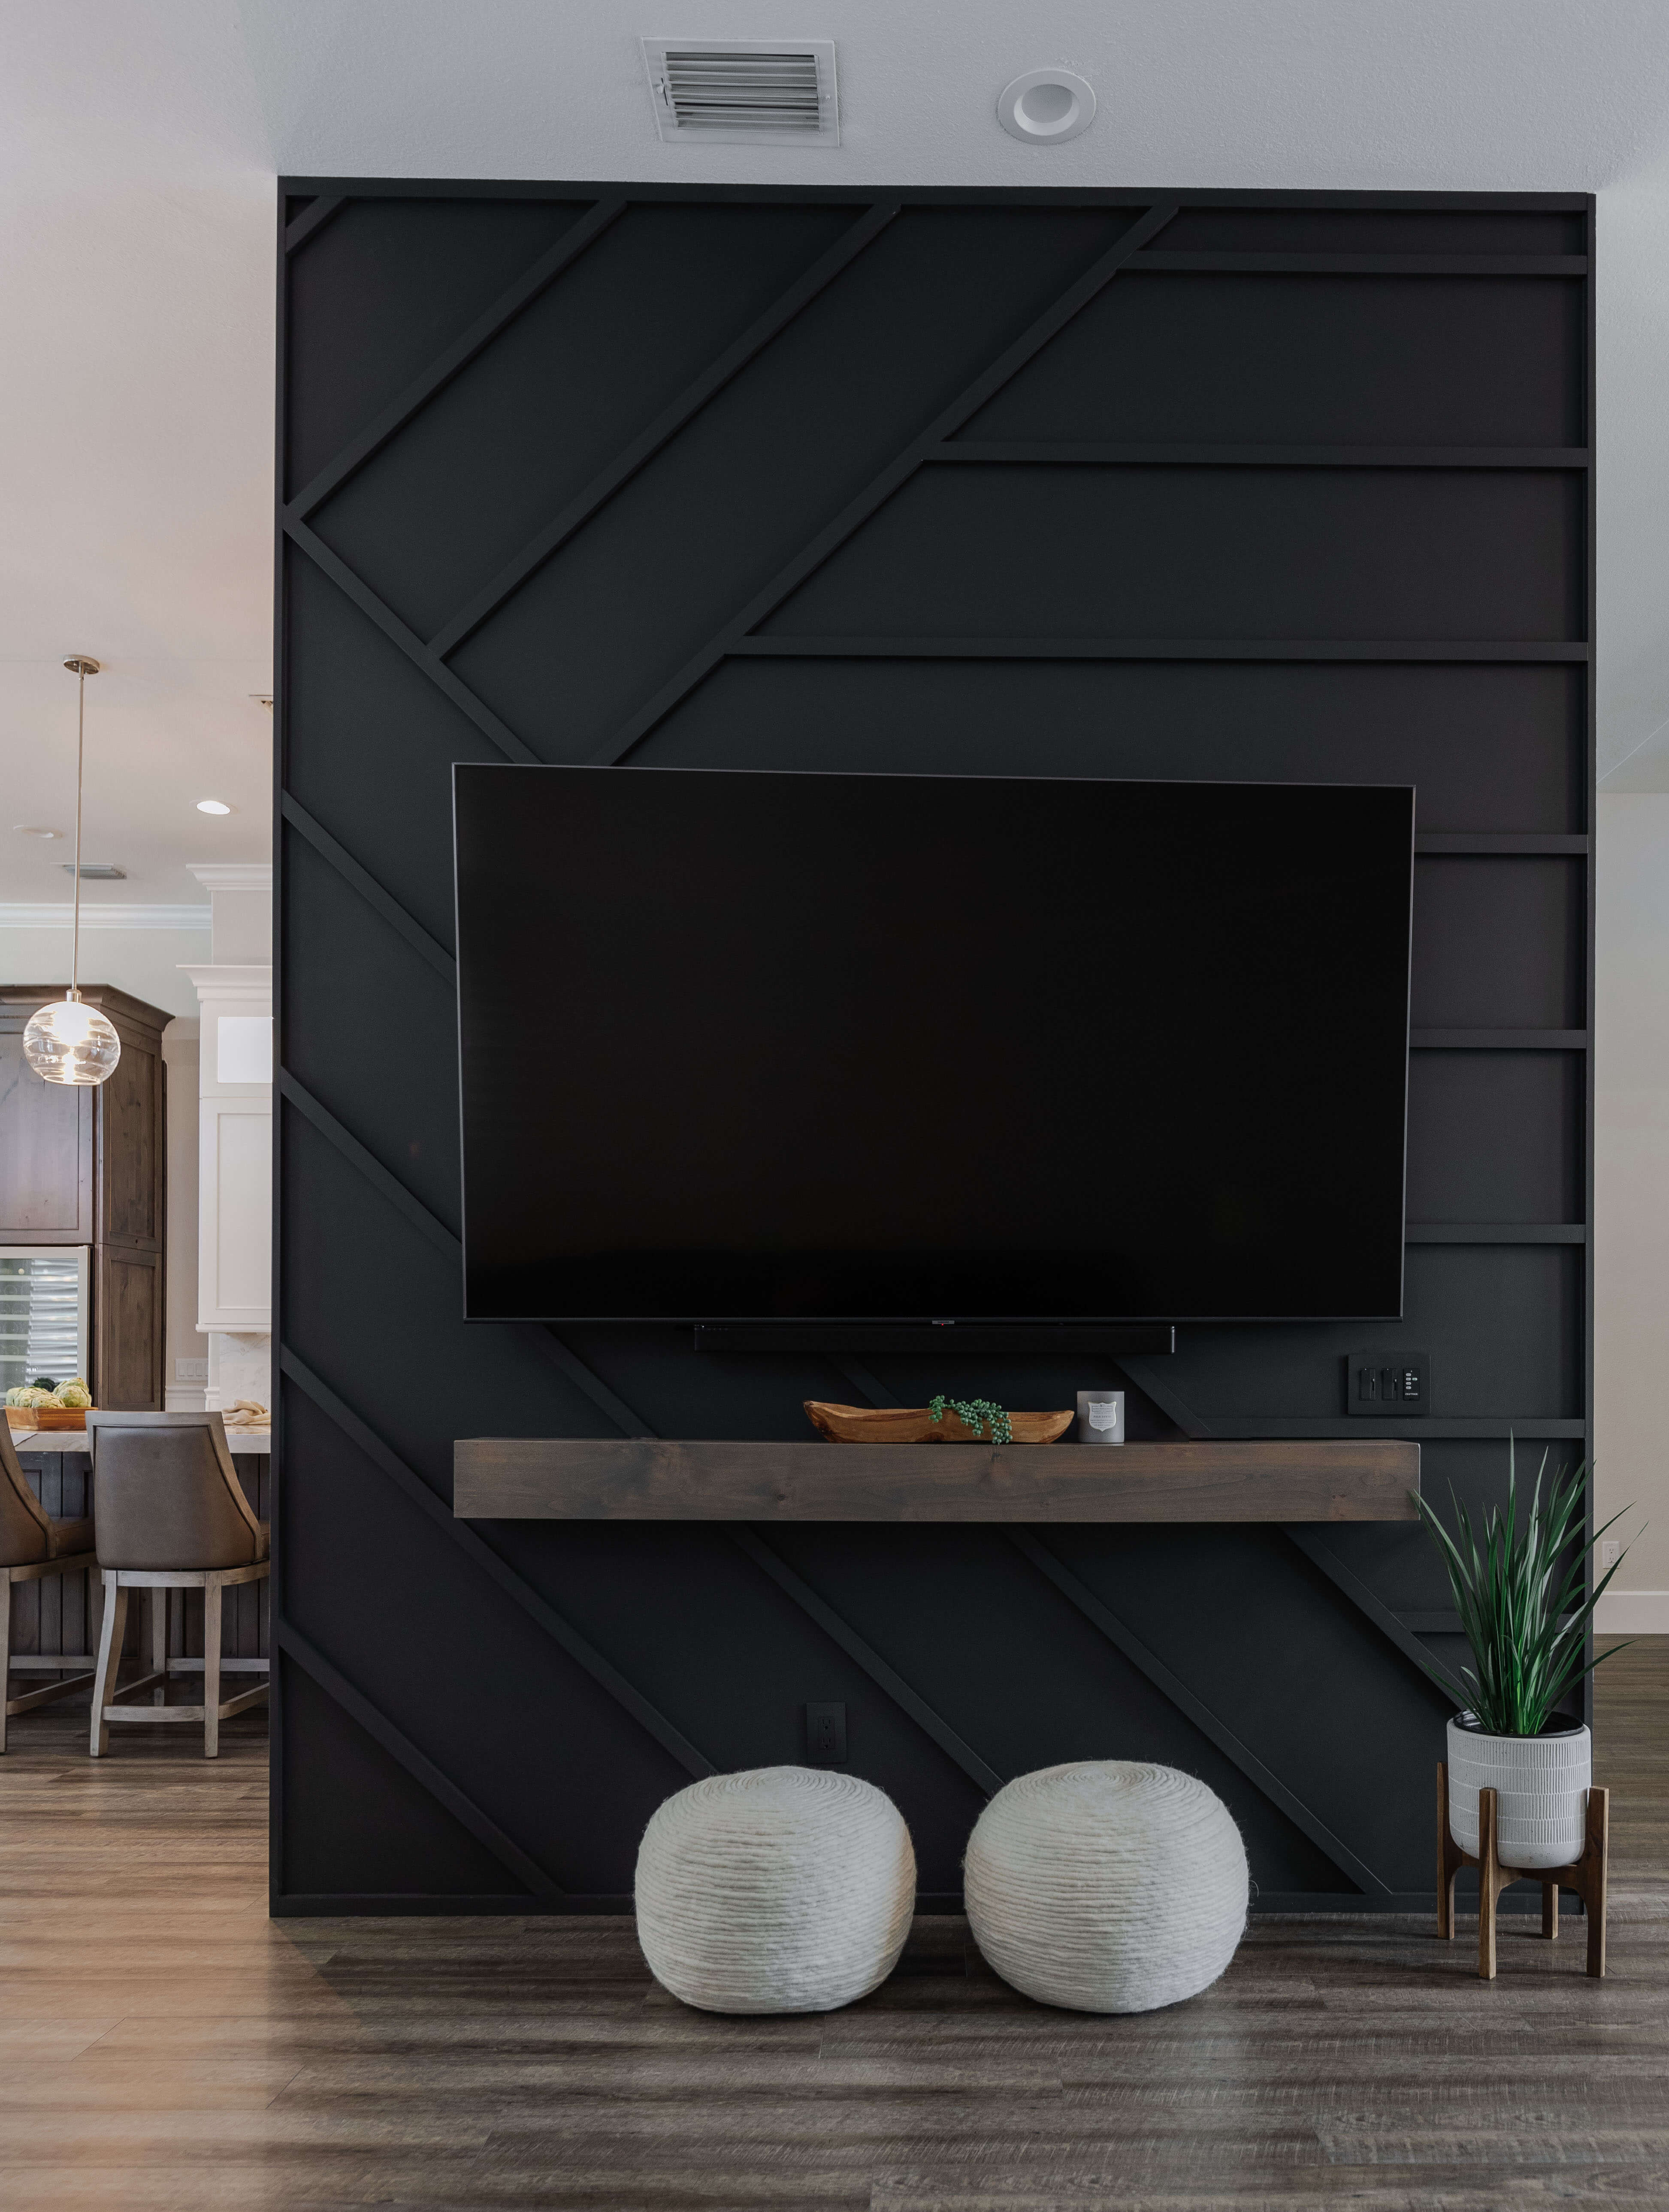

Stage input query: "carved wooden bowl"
[{"left": 804, "top": 1401, "right": 1073, "bottom": 1444}]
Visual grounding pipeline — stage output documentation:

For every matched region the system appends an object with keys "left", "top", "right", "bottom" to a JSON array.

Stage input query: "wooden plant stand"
[{"left": 1437, "top": 1761, "right": 1609, "bottom": 1980}]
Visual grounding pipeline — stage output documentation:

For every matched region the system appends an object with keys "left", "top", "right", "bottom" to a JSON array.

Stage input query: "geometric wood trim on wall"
[{"left": 276, "top": 178, "right": 1595, "bottom": 1916}]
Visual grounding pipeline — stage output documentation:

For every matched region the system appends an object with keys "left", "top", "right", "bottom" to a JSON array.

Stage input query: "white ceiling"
[{"left": 6, "top": 0, "right": 1669, "bottom": 925}]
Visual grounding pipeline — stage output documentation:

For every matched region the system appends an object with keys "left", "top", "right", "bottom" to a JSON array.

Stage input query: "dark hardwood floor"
[{"left": 2, "top": 1645, "right": 1666, "bottom": 2209}]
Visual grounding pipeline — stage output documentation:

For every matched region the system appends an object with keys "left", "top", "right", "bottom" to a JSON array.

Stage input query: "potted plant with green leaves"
[{"left": 1415, "top": 1445, "right": 1632, "bottom": 1869}]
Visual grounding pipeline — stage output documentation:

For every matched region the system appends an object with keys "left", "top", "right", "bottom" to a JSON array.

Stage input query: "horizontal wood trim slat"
[
  {"left": 1405, "top": 1223, "right": 1587, "bottom": 1242},
  {"left": 1415, "top": 834, "right": 1589, "bottom": 854},
  {"left": 731, "top": 637, "right": 1590, "bottom": 663},
  {"left": 935, "top": 443, "right": 1590, "bottom": 469},
  {"left": 1410, "top": 1028, "right": 1589, "bottom": 1049},
  {"left": 1131, "top": 251, "right": 1588, "bottom": 275},
  {"left": 1201, "top": 1418, "right": 1585, "bottom": 1439},
  {"left": 452, "top": 1437, "right": 1420, "bottom": 1523}
]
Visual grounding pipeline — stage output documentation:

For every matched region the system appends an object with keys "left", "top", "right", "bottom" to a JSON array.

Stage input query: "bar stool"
[
  {"left": 88, "top": 1410, "right": 270, "bottom": 1758},
  {"left": 0, "top": 1422, "right": 99, "bottom": 1751}
]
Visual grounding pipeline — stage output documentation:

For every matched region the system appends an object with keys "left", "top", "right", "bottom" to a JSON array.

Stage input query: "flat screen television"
[{"left": 454, "top": 765, "right": 1413, "bottom": 1323}]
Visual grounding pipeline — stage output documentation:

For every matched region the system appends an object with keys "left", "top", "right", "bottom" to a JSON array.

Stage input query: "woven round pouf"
[
  {"left": 635, "top": 1766, "right": 916, "bottom": 2013},
  {"left": 965, "top": 1761, "right": 1247, "bottom": 2013}
]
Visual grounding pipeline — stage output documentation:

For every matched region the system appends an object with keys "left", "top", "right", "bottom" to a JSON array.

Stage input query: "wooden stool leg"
[
  {"left": 1477, "top": 1785, "right": 1501, "bottom": 1981},
  {"left": 1542, "top": 1880, "right": 1559, "bottom": 1940},
  {"left": 89, "top": 1577, "right": 127, "bottom": 1758},
  {"left": 0, "top": 1571, "right": 12, "bottom": 1754},
  {"left": 1583, "top": 1786, "right": 1609, "bottom": 1979},
  {"left": 203, "top": 1579, "right": 223, "bottom": 1760},
  {"left": 1436, "top": 1761, "right": 1462, "bottom": 1940},
  {"left": 150, "top": 1586, "right": 167, "bottom": 1707}
]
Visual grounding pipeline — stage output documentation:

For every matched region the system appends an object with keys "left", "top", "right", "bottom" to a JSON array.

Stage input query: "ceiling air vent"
[{"left": 641, "top": 38, "right": 839, "bottom": 146}]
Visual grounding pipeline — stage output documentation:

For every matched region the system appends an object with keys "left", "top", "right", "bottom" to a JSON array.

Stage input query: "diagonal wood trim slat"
[
  {"left": 536, "top": 1328, "right": 654, "bottom": 1440},
  {"left": 729, "top": 1525, "right": 1004, "bottom": 1796},
  {"left": 1116, "top": 1357, "right": 1213, "bottom": 1439},
  {"left": 278, "top": 1070, "right": 459, "bottom": 1252},
  {"left": 287, "top": 197, "right": 629, "bottom": 517},
  {"left": 284, "top": 196, "right": 346, "bottom": 254},
  {"left": 1283, "top": 1523, "right": 1456, "bottom": 1681},
  {"left": 428, "top": 199, "right": 905, "bottom": 660},
  {"left": 590, "top": 199, "right": 1181, "bottom": 765},
  {"left": 281, "top": 796, "right": 457, "bottom": 981},
  {"left": 279, "top": 1348, "right": 716, "bottom": 1782},
  {"left": 278, "top": 1068, "right": 649, "bottom": 1440},
  {"left": 284, "top": 520, "right": 540, "bottom": 763},
  {"left": 277, "top": 1616, "right": 563, "bottom": 1900},
  {"left": 1006, "top": 1529, "right": 1390, "bottom": 1897}
]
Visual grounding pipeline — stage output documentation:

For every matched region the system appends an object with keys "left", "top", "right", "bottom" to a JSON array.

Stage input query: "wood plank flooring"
[{"left": 1, "top": 1646, "right": 1666, "bottom": 2209}]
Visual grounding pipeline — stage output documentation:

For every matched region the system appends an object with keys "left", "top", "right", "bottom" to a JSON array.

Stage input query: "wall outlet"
[
  {"left": 1345, "top": 1350, "right": 1429, "bottom": 1416},
  {"left": 175, "top": 1357, "right": 209, "bottom": 1383},
  {"left": 805, "top": 1702, "right": 847, "bottom": 1765},
  {"left": 1599, "top": 1539, "right": 1622, "bottom": 1576}
]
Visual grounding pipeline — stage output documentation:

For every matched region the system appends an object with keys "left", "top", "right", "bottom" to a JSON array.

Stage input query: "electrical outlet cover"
[{"left": 805, "top": 1701, "right": 847, "bottom": 1765}]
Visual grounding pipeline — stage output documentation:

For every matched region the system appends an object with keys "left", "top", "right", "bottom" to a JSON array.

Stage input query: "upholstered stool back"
[
  {"left": 87, "top": 1411, "right": 267, "bottom": 1571},
  {"left": 0, "top": 1422, "right": 95, "bottom": 1566}
]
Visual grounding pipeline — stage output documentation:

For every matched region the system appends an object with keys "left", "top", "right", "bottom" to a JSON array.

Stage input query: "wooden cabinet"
[{"left": 0, "top": 987, "right": 169, "bottom": 1409}]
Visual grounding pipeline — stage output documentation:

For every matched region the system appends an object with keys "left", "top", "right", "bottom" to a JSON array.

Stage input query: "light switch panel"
[{"left": 1346, "top": 1350, "right": 1429, "bottom": 1416}]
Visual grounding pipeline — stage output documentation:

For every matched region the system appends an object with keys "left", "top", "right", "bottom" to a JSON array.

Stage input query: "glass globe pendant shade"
[{"left": 23, "top": 994, "right": 121, "bottom": 1086}]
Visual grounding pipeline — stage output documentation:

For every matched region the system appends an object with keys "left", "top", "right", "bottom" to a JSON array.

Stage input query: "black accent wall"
[{"left": 274, "top": 183, "right": 1595, "bottom": 1915}]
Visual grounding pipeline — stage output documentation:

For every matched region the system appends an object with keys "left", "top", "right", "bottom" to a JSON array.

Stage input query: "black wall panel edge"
[{"left": 273, "top": 181, "right": 1595, "bottom": 1917}]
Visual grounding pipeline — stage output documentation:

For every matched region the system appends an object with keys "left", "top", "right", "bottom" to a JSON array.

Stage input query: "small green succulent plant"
[{"left": 927, "top": 1394, "right": 1013, "bottom": 1445}]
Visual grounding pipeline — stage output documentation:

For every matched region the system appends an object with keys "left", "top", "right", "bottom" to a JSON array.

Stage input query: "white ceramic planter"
[{"left": 1446, "top": 1713, "right": 1591, "bottom": 1869}]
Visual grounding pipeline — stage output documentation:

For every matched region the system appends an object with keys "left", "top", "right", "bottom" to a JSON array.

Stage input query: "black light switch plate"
[
  {"left": 805, "top": 1702, "right": 847, "bottom": 1764},
  {"left": 1346, "top": 1350, "right": 1429, "bottom": 1416}
]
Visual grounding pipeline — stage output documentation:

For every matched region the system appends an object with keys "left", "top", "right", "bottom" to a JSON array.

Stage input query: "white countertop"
[{"left": 9, "top": 1427, "right": 271, "bottom": 1454}]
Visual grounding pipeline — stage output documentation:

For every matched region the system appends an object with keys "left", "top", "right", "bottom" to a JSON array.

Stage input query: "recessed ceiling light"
[
  {"left": 14, "top": 824, "right": 62, "bottom": 839},
  {"left": 196, "top": 799, "right": 233, "bottom": 815},
  {"left": 997, "top": 68, "right": 1097, "bottom": 144}
]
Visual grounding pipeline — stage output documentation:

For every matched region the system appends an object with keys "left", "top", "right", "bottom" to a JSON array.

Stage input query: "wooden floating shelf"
[{"left": 453, "top": 1437, "right": 1420, "bottom": 1524}]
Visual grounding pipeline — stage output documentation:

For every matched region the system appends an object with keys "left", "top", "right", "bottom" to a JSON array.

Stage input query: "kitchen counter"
[{"left": 8, "top": 1427, "right": 270, "bottom": 1454}]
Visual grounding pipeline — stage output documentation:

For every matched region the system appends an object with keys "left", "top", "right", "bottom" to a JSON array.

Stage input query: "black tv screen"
[{"left": 455, "top": 765, "right": 1413, "bottom": 1323}]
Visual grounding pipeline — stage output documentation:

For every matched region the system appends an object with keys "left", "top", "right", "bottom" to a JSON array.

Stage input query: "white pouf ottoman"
[
  {"left": 965, "top": 1761, "right": 1247, "bottom": 2013},
  {"left": 635, "top": 1765, "right": 916, "bottom": 2013}
]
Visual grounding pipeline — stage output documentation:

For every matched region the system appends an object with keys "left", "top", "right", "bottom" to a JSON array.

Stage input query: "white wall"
[
  {"left": 1595, "top": 794, "right": 1669, "bottom": 1628},
  {"left": 0, "top": 924, "right": 206, "bottom": 1020},
  {"left": 190, "top": 868, "right": 272, "bottom": 1418}
]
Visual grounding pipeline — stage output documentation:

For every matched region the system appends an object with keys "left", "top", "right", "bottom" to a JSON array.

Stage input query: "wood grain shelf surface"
[{"left": 452, "top": 1436, "right": 1421, "bottom": 1523}]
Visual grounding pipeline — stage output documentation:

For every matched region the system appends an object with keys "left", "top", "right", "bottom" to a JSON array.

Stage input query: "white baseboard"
[{"left": 1594, "top": 1591, "right": 1669, "bottom": 1634}]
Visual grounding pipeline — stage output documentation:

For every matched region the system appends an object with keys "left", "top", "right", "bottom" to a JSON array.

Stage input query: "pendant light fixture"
[{"left": 22, "top": 657, "right": 121, "bottom": 1086}]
